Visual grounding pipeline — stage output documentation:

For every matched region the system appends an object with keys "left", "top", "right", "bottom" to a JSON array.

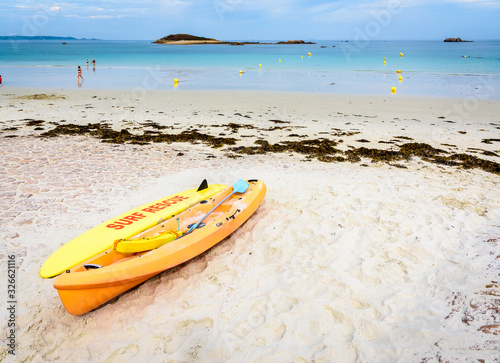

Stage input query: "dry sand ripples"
[{"left": 1, "top": 89, "right": 499, "bottom": 362}]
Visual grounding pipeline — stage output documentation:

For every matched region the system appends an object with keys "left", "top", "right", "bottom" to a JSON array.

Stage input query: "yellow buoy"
[
  {"left": 400, "top": 52, "right": 404, "bottom": 57},
  {"left": 301, "top": 56, "right": 303, "bottom": 58},
  {"left": 399, "top": 76, "right": 403, "bottom": 82},
  {"left": 279, "top": 59, "right": 281, "bottom": 62},
  {"left": 308, "top": 52, "right": 311, "bottom": 56},
  {"left": 259, "top": 64, "right": 262, "bottom": 67},
  {"left": 173, "top": 78, "right": 179, "bottom": 85},
  {"left": 239, "top": 70, "right": 243, "bottom": 75},
  {"left": 396, "top": 70, "right": 402, "bottom": 74},
  {"left": 384, "top": 57, "right": 386, "bottom": 60},
  {"left": 391, "top": 86, "right": 397, "bottom": 94},
  {"left": 384, "top": 61, "right": 386, "bottom": 65}
]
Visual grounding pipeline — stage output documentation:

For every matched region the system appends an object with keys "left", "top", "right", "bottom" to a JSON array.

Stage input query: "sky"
[{"left": 1, "top": 0, "right": 499, "bottom": 40}]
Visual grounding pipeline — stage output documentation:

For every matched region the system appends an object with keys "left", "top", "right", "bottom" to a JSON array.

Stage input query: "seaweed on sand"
[
  {"left": 15, "top": 94, "right": 65, "bottom": 100},
  {"left": 33, "top": 122, "right": 500, "bottom": 175},
  {"left": 40, "top": 123, "right": 237, "bottom": 148},
  {"left": 230, "top": 140, "right": 500, "bottom": 174}
]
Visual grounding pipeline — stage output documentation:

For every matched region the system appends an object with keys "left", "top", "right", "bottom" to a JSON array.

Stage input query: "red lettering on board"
[
  {"left": 115, "top": 220, "right": 133, "bottom": 226},
  {"left": 106, "top": 223, "right": 124, "bottom": 230},
  {"left": 106, "top": 196, "right": 189, "bottom": 228},
  {"left": 141, "top": 195, "right": 189, "bottom": 214},
  {"left": 105, "top": 212, "right": 148, "bottom": 229}
]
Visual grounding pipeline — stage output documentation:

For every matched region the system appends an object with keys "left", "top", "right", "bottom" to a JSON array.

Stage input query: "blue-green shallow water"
[{"left": 1, "top": 40, "right": 500, "bottom": 97}]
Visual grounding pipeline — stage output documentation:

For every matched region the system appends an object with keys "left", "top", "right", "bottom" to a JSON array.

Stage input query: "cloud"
[
  {"left": 447, "top": 0, "right": 500, "bottom": 6},
  {"left": 308, "top": 0, "right": 406, "bottom": 23},
  {"left": 211, "top": 0, "right": 296, "bottom": 17},
  {"left": 305, "top": 0, "right": 499, "bottom": 24},
  {"left": 446, "top": 0, "right": 499, "bottom": 3},
  {"left": 410, "top": 0, "right": 500, "bottom": 6},
  {"left": 168, "top": 0, "right": 191, "bottom": 5},
  {"left": 11, "top": 4, "right": 33, "bottom": 9},
  {"left": 66, "top": 14, "right": 127, "bottom": 19},
  {"left": 56, "top": 1, "right": 153, "bottom": 19},
  {"left": 5, "top": 0, "right": 176, "bottom": 17}
]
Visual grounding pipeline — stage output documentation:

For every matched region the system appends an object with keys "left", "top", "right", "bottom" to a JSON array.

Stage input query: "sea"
[{"left": 1, "top": 39, "right": 500, "bottom": 97}]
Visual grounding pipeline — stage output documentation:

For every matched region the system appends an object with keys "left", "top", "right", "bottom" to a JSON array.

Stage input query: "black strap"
[{"left": 84, "top": 264, "right": 103, "bottom": 270}]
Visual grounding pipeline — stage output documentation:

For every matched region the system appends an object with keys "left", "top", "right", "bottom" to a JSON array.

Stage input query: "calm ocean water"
[{"left": 1, "top": 40, "right": 500, "bottom": 97}]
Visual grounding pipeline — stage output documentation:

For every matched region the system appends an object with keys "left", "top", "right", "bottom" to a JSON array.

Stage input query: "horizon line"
[{"left": 2, "top": 36, "right": 500, "bottom": 42}]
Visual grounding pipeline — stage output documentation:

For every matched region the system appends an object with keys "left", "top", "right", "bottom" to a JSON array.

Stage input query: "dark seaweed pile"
[
  {"left": 3, "top": 119, "right": 499, "bottom": 175},
  {"left": 229, "top": 139, "right": 500, "bottom": 174},
  {"left": 40, "top": 123, "right": 237, "bottom": 148}
]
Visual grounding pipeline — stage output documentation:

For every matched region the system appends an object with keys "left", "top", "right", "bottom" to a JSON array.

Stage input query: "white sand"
[
  {"left": 1, "top": 88, "right": 499, "bottom": 362},
  {"left": 2, "top": 87, "right": 499, "bottom": 158}
]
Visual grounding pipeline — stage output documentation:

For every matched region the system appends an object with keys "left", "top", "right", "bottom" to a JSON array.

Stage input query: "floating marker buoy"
[
  {"left": 301, "top": 56, "right": 303, "bottom": 58},
  {"left": 384, "top": 57, "right": 386, "bottom": 60},
  {"left": 279, "top": 59, "right": 281, "bottom": 62},
  {"left": 391, "top": 87, "right": 397, "bottom": 94},
  {"left": 173, "top": 78, "right": 179, "bottom": 85},
  {"left": 384, "top": 61, "right": 386, "bottom": 65},
  {"left": 396, "top": 70, "right": 402, "bottom": 74},
  {"left": 463, "top": 55, "right": 467, "bottom": 58},
  {"left": 239, "top": 70, "right": 243, "bottom": 74},
  {"left": 400, "top": 52, "right": 404, "bottom": 57},
  {"left": 259, "top": 64, "right": 262, "bottom": 67},
  {"left": 399, "top": 76, "right": 403, "bottom": 82},
  {"left": 308, "top": 52, "right": 311, "bottom": 56}
]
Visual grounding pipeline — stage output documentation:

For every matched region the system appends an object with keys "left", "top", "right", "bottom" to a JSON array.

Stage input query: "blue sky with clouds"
[{"left": 1, "top": 0, "right": 499, "bottom": 40}]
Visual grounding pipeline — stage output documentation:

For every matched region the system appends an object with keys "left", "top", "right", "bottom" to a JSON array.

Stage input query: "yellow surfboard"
[{"left": 40, "top": 180, "right": 226, "bottom": 278}]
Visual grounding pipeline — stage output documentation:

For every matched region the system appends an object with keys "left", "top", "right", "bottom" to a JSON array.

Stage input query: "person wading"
[{"left": 78, "top": 66, "right": 84, "bottom": 81}]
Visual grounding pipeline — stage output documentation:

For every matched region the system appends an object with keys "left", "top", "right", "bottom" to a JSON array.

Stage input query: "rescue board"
[
  {"left": 40, "top": 180, "right": 226, "bottom": 278},
  {"left": 53, "top": 179, "right": 266, "bottom": 315}
]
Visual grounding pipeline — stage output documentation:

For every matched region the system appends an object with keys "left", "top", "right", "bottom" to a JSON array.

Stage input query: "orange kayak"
[{"left": 53, "top": 180, "right": 266, "bottom": 315}]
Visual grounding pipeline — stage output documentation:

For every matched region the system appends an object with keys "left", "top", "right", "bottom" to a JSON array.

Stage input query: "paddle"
[{"left": 184, "top": 179, "right": 249, "bottom": 236}]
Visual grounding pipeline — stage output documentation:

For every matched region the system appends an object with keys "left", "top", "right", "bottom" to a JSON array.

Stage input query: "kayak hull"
[{"left": 54, "top": 180, "right": 266, "bottom": 315}]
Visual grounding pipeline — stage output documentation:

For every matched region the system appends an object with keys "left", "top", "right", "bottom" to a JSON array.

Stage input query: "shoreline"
[{"left": 1, "top": 66, "right": 499, "bottom": 98}]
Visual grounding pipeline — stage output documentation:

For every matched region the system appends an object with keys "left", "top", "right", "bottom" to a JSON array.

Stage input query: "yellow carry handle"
[{"left": 113, "top": 230, "right": 183, "bottom": 253}]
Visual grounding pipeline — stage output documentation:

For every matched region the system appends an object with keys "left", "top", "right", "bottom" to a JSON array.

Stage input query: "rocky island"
[
  {"left": 153, "top": 34, "right": 317, "bottom": 45},
  {"left": 276, "top": 40, "right": 316, "bottom": 44},
  {"left": 153, "top": 34, "right": 228, "bottom": 45},
  {"left": 444, "top": 37, "right": 472, "bottom": 42}
]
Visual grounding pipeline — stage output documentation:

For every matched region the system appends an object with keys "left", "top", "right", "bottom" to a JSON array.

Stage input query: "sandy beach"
[{"left": 1, "top": 88, "right": 499, "bottom": 362}]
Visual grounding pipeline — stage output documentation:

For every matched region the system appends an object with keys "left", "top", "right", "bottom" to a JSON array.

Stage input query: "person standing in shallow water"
[{"left": 78, "top": 66, "right": 84, "bottom": 81}]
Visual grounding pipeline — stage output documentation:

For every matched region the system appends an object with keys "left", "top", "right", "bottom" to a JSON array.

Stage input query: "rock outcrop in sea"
[
  {"left": 276, "top": 40, "right": 316, "bottom": 44},
  {"left": 444, "top": 37, "right": 471, "bottom": 42},
  {"left": 153, "top": 34, "right": 317, "bottom": 46},
  {"left": 153, "top": 34, "right": 225, "bottom": 44}
]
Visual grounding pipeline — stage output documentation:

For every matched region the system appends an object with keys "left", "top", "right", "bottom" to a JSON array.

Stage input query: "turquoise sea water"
[{"left": 1, "top": 40, "right": 500, "bottom": 97}]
